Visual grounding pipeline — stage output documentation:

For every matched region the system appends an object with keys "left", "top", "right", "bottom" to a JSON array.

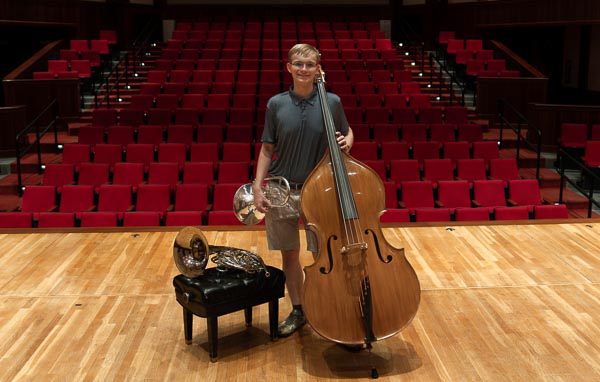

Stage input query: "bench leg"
[
  {"left": 244, "top": 307, "right": 252, "bottom": 327},
  {"left": 206, "top": 315, "right": 218, "bottom": 362},
  {"left": 183, "top": 308, "right": 193, "bottom": 345},
  {"left": 268, "top": 298, "right": 279, "bottom": 340}
]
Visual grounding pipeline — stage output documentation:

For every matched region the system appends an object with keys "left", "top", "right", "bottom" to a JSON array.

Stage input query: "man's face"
[{"left": 286, "top": 53, "right": 320, "bottom": 85}]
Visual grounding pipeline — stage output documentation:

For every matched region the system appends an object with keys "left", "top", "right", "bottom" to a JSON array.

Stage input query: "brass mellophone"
[{"left": 233, "top": 176, "right": 290, "bottom": 225}]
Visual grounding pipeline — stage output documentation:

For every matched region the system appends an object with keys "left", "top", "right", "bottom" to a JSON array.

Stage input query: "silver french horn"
[
  {"left": 173, "top": 226, "right": 270, "bottom": 277},
  {"left": 173, "top": 226, "right": 210, "bottom": 278},
  {"left": 233, "top": 176, "right": 291, "bottom": 225}
]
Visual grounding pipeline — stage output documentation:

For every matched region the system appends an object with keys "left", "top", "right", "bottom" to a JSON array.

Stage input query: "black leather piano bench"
[{"left": 173, "top": 266, "right": 285, "bottom": 361}]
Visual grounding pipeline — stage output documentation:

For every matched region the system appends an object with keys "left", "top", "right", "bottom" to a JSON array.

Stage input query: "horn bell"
[
  {"left": 233, "top": 177, "right": 290, "bottom": 225},
  {"left": 173, "top": 226, "right": 209, "bottom": 278},
  {"left": 233, "top": 183, "right": 265, "bottom": 225}
]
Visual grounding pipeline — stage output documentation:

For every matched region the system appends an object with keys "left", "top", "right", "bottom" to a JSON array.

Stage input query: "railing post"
[
  {"left": 125, "top": 54, "right": 130, "bottom": 89},
  {"left": 116, "top": 62, "right": 121, "bottom": 104},
  {"left": 132, "top": 43, "right": 138, "bottom": 77},
  {"left": 516, "top": 121, "right": 522, "bottom": 162},
  {"left": 15, "top": 137, "right": 23, "bottom": 195},
  {"left": 497, "top": 99, "right": 504, "bottom": 149},
  {"left": 106, "top": 76, "right": 111, "bottom": 108},
  {"left": 438, "top": 65, "right": 443, "bottom": 100},
  {"left": 35, "top": 120, "right": 42, "bottom": 174},
  {"left": 449, "top": 77, "right": 454, "bottom": 106},
  {"left": 558, "top": 151, "right": 565, "bottom": 204},
  {"left": 587, "top": 184, "right": 594, "bottom": 218},
  {"left": 52, "top": 100, "right": 59, "bottom": 150},
  {"left": 420, "top": 42, "right": 425, "bottom": 74},
  {"left": 535, "top": 129, "right": 542, "bottom": 180},
  {"left": 429, "top": 53, "right": 433, "bottom": 86}
]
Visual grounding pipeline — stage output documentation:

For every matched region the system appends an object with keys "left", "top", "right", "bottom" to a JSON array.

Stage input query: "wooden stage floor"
[{"left": 1, "top": 221, "right": 600, "bottom": 381}]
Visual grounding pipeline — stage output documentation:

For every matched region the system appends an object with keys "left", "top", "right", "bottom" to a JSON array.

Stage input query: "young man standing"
[{"left": 253, "top": 43, "right": 354, "bottom": 337}]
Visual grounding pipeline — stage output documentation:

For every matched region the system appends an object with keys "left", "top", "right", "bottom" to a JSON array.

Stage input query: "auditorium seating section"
[
  {"left": 438, "top": 30, "right": 520, "bottom": 80},
  {"left": 33, "top": 30, "right": 117, "bottom": 79},
  {"left": 3, "top": 21, "right": 571, "bottom": 228}
]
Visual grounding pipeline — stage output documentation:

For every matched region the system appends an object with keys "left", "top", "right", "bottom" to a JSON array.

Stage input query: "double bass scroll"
[{"left": 300, "top": 69, "right": 421, "bottom": 345}]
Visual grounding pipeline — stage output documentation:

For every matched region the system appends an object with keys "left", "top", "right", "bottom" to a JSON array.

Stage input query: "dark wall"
[{"left": 400, "top": 0, "right": 600, "bottom": 105}]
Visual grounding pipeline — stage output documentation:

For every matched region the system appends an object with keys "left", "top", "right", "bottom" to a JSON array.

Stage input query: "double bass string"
[
  {"left": 317, "top": 72, "right": 375, "bottom": 334},
  {"left": 316, "top": 73, "right": 365, "bottom": 249}
]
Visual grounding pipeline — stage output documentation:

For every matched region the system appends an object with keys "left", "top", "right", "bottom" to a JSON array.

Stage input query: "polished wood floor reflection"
[{"left": 1, "top": 221, "right": 600, "bottom": 381}]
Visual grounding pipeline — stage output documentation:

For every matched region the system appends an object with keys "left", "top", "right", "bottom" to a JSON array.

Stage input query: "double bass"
[{"left": 301, "top": 71, "right": 421, "bottom": 346}]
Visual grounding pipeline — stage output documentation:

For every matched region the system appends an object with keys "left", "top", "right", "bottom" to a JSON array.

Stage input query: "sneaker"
[{"left": 277, "top": 310, "right": 306, "bottom": 337}]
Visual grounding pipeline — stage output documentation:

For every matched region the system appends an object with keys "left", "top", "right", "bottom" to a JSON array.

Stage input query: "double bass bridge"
[{"left": 342, "top": 242, "right": 368, "bottom": 268}]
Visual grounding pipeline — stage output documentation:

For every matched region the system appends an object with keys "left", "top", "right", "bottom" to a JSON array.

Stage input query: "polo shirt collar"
[{"left": 289, "top": 86, "right": 318, "bottom": 106}]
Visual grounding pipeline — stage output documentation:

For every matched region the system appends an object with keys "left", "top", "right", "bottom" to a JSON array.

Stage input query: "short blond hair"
[{"left": 287, "top": 43, "right": 320, "bottom": 63}]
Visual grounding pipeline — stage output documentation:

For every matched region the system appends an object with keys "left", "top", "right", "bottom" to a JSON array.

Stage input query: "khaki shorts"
[{"left": 265, "top": 187, "right": 318, "bottom": 252}]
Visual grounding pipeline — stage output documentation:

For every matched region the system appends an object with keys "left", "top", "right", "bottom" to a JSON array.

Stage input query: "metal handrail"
[
  {"left": 94, "top": 52, "right": 129, "bottom": 109},
  {"left": 14, "top": 99, "right": 60, "bottom": 194},
  {"left": 496, "top": 98, "right": 542, "bottom": 179},
  {"left": 93, "top": 19, "right": 158, "bottom": 109},
  {"left": 556, "top": 149, "right": 600, "bottom": 218},
  {"left": 429, "top": 52, "right": 466, "bottom": 106}
]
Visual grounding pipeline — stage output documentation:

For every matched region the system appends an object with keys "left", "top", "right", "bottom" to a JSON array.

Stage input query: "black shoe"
[{"left": 277, "top": 310, "right": 306, "bottom": 337}]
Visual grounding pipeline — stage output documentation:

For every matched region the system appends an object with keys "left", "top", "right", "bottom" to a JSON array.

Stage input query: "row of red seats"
[
  {"left": 45, "top": 155, "right": 517, "bottom": 194},
  {"left": 130, "top": 86, "right": 434, "bottom": 108},
  {"left": 122, "top": 92, "right": 443, "bottom": 116},
  {"left": 440, "top": 31, "right": 520, "bottom": 78},
  {"left": 558, "top": 122, "right": 600, "bottom": 148},
  {"left": 162, "top": 42, "right": 394, "bottom": 59},
  {"left": 33, "top": 30, "right": 116, "bottom": 80},
  {"left": 154, "top": 56, "right": 404, "bottom": 72},
  {"left": 380, "top": 204, "right": 568, "bottom": 223},
  {"left": 160, "top": 45, "right": 386, "bottom": 61},
  {"left": 60, "top": 141, "right": 506, "bottom": 187},
  {"left": 60, "top": 140, "right": 509, "bottom": 185},
  {"left": 61, "top": 142, "right": 255, "bottom": 171},
  {"left": 165, "top": 37, "right": 390, "bottom": 51},
  {"left": 78, "top": 124, "right": 261, "bottom": 146},
  {"left": 6, "top": 183, "right": 208, "bottom": 227},
  {"left": 134, "top": 69, "right": 421, "bottom": 98},
  {"left": 381, "top": 158, "right": 519, "bottom": 189},
  {"left": 34, "top": 59, "right": 92, "bottom": 79},
  {"left": 346, "top": 122, "right": 481, "bottom": 143},
  {"left": 174, "top": 20, "right": 382, "bottom": 33},
  {"left": 558, "top": 123, "right": 600, "bottom": 167},
  {"left": 67, "top": 38, "right": 111, "bottom": 54},
  {"left": 142, "top": 67, "right": 412, "bottom": 87},
  {"left": 82, "top": 120, "right": 480, "bottom": 146},
  {"left": 1, "top": 203, "right": 567, "bottom": 228},
  {"left": 106, "top": 107, "right": 261, "bottom": 129},
  {"left": 112, "top": 103, "right": 456, "bottom": 127},
  {"left": 43, "top": 161, "right": 246, "bottom": 192},
  {"left": 387, "top": 179, "right": 567, "bottom": 219},
  {"left": 3, "top": 179, "right": 568, "bottom": 228},
  {"left": 119, "top": 100, "right": 452, "bottom": 126},
  {"left": 350, "top": 140, "right": 500, "bottom": 167},
  {"left": 92, "top": 100, "right": 469, "bottom": 125},
  {"left": 7, "top": 182, "right": 269, "bottom": 227},
  {"left": 171, "top": 30, "right": 386, "bottom": 43}
]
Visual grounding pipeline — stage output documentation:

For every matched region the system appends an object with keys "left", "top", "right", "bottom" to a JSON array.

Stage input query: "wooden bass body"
[{"left": 301, "top": 150, "right": 421, "bottom": 344}]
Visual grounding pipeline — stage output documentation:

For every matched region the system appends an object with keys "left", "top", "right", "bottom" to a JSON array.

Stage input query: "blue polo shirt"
[{"left": 262, "top": 86, "right": 350, "bottom": 184}]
